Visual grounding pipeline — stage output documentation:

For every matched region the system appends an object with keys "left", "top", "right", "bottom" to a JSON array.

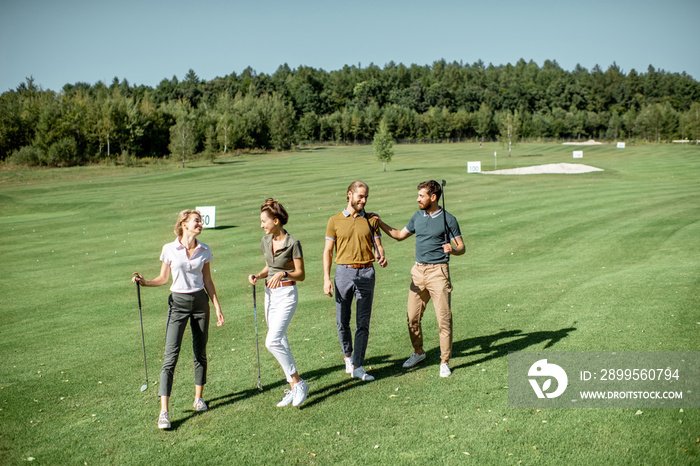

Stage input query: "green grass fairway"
[{"left": 1, "top": 142, "right": 699, "bottom": 464}]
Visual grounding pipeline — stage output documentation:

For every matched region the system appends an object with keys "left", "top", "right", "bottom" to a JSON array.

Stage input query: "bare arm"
[
  {"left": 323, "top": 239, "right": 335, "bottom": 297},
  {"left": 202, "top": 262, "right": 224, "bottom": 326},
  {"left": 374, "top": 236, "right": 387, "bottom": 267},
  {"left": 377, "top": 219, "right": 412, "bottom": 241},
  {"left": 248, "top": 265, "right": 269, "bottom": 285},
  {"left": 132, "top": 261, "right": 170, "bottom": 287},
  {"left": 442, "top": 236, "right": 466, "bottom": 256},
  {"left": 290, "top": 257, "right": 305, "bottom": 281}
]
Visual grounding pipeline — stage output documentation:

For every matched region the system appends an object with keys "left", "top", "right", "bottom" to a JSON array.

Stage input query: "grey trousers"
[
  {"left": 159, "top": 289, "right": 210, "bottom": 397},
  {"left": 334, "top": 265, "right": 375, "bottom": 368}
]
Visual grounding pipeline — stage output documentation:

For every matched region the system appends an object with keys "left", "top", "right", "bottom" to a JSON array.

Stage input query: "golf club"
[
  {"left": 441, "top": 179, "right": 449, "bottom": 259},
  {"left": 252, "top": 284, "right": 263, "bottom": 391},
  {"left": 136, "top": 281, "right": 148, "bottom": 392}
]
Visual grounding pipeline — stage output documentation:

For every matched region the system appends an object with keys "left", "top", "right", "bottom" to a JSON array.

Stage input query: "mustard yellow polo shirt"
[{"left": 325, "top": 209, "right": 381, "bottom": 265}]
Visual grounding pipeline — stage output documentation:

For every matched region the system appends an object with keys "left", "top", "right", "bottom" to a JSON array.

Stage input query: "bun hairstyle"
[
  {"left": 260, "top": 198, "right": 289, "bottom": 225},
  {"left": 174, "top": 209, "right": 201, "bottom": 236}
]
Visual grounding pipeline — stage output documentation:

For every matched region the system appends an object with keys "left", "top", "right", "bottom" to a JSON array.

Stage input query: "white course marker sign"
[
  {"left": 573, "top": 151, "right": 583, "bottom": 159},
  {"left": 196, "top": 206, "right": 216, "bottom": 228},
  {"left": 617, "top": 142, "right": 626, "bottom": 148},
  {"left": 467, "top": 161, "right": 482, "bottom": 173}
]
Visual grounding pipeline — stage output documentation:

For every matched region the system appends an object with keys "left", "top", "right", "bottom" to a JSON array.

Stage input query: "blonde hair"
[
  {"left": 346, "top": 180, "right": 369, "bottom": 201},
  {"left": 174, "top": 209, "right": 201, "bottom": 236}
]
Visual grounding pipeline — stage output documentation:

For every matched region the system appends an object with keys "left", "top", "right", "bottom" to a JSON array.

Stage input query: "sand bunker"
[
  {"left": 562, "top": 139, "right": 603, "bottom": 146},
  {"left": 483, "top": 163, "right": 604, "bottom": 175}
]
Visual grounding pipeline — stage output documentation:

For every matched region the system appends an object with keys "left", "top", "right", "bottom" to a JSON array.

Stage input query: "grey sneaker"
[
  {"left": 344, "top": 356, "right": 353, "bottom": 374},
  {"left": 440, "top": 363, "right": 452, "bottom": 378},
  {"left": 193, "top": 397, "right": 208, "bottom": 412},
  {"left": 276, "top": 389, "right": 293, "bottom": 407},
  {"left": 158, "top": 411, "right": 171, "bottom": 429},
  {"left": 292, "top": 380, "right": 309, "bottom": 407},
  {"left": 351, "top": 366, "right": 375, "bottom": 381},
  {"left": 402, "top": 352, "right": 426, "bottom": 368}
]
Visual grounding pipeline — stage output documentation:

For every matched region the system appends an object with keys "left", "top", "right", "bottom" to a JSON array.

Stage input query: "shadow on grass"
[
  {"left": 168, "top": 386, "right": 276, "bottom": 430},
  {"left": 297, "top": 354, "right": 407, "bottom": 409},
  {"left": 212, "top": 160, "right": 245, "bottom": 165},
  {"left": 296, "top": 146, "right": 329, "bottom": 152},
  {"left": 303, "top": 327, "right": 576, "bottom": 409},
  {"left": 444, "top": 327, "right": 576, "bottom": 371},
  {"left": 168, "top": 326, "right": 576, "bottom": 424},
  {"left": 302, "top": 327, "right": 575, "bottom": 408}
]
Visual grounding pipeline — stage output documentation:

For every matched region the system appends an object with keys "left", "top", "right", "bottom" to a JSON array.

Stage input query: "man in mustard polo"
[
  {"left": 323, "top": 180, "right": 387, "bottom": 382},
  {"left": 375, "top": 180, "right": 464, "bottom": 377}
]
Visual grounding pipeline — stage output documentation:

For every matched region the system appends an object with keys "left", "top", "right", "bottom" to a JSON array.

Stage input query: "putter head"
[
  {"left": 140, "top": 384, "right": 148, "bottom": 392},
  {"left": 257, "top": 380, "right": 263, "bottom": 391},
  {"left": 441, "top": 179, "right": 447, "bottom": 187}
]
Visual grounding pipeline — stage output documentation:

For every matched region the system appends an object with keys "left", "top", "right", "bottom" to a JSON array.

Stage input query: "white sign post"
[
  {"left": 196, "top": 206, "right": 216, "bottom": 229},
  {"left": 573, "top": 151, "right": 583, "bottom": 159},
  {"left": 494, "top": 151, "right": 497, "bottom": 170},
  {"left": 467, "top": 161, "right": 482, "bottom": 173},
  {"left": 617, "top": 142, "right": 626, "bottom": 149}
]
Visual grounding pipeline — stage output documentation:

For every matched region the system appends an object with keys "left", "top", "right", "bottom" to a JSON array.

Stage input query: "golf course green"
[{"left": 1, "top": 142, "right": 698, "bottom": 464}]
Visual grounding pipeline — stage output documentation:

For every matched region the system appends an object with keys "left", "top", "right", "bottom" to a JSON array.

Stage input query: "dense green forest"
[{"left": 2, "top": 59, "right": 699, "bottom": 166}]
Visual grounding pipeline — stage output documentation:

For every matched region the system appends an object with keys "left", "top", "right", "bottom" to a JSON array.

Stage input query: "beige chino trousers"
[{"left": 407, "top": 262, "right": 453, "bottom": 362}]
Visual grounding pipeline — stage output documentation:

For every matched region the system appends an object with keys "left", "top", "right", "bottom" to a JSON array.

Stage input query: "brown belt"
[
  {"left": 343, "top": 263, "right": 373, "bottom": 269},
  {"left": 265, "top": 280, "right": 296, "bottom": 287}
]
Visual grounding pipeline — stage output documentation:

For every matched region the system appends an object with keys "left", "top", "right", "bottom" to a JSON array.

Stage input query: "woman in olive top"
[{"left": 248, "top": 199, "right": 309, "bottom": 407}]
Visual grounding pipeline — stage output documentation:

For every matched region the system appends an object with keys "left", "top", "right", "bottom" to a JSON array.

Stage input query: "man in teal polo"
[{"left": 375, "top": 180, "right": 464, "bottom": 377}]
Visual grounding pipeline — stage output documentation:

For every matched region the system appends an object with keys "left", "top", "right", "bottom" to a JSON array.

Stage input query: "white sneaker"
[
  {"left": 276, "top": 389, "right": 293, "bottom": 407},
  {"left": 402, "top": 352, "right": 426, "bottom": 368},
  {"left": 351, "top": 366, "right": 375, "bottom": 381},
  {"left": 158, "top": 411, "right": 171, "bottom": 429},
  {"left": 193, "top": 397, "right": 208, "bottom": 412},
  {"left": 344, "top": 356, "right": 353, "bottom": 374},
  {"left": 292, "top": 380, "right": 309, "bottom": 407},
  {"left": 440, "top": 363, "right": 451, "bottom": 378}
]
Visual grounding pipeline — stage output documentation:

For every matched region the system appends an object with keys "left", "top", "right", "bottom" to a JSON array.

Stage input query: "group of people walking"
[{"left": 132, "top": 179, "right": 464, "bottom": 429}]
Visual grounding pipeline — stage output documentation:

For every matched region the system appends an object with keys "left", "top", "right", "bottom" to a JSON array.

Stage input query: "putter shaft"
[
  {"left": 136, "top": 282, "right": 149, "bottom": 391},
  {"left": 252, "top": 284, "right": 263, "bottom": 391}
]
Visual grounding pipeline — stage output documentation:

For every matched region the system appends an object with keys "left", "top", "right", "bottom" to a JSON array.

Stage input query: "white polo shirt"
[{"left": 160, "top": 238, "right": 213, "bottom": 293}]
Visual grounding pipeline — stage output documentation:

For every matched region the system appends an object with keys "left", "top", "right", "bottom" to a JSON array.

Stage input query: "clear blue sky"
[{"left": 2, "top": 0, "right": 699, "bottom": 93}]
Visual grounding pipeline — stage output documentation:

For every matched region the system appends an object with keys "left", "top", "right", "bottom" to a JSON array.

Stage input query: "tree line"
[{"left": 2, "top": 59, "right": 699, "bottom": 166}]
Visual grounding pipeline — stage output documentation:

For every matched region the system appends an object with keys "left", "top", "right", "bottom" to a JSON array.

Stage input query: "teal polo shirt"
[{"left": 405, "top": 209, "right": 462, "bottom": 264}]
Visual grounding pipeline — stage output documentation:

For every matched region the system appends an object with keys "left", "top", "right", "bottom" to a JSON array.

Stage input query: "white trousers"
[{"left": 264, "top": 285, "right": 298, "bottom": 382}]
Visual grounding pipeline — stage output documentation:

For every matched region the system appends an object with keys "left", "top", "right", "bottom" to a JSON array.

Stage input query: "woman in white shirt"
[{"left": 132, "top": 209, "right": 224, "bottom": 429}]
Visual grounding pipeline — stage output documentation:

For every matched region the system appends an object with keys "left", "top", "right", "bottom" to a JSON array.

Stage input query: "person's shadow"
[
  {"left": 367, "top": 326, "right": 577, "bottom": 378},
  {"left": 169, "top": 325, "right": 576, "bottom": 425}
]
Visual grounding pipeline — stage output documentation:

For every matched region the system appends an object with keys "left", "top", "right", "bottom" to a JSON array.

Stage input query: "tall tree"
[
  {"left": 373, "top": 120, "right": 394, "bottom": 172},
  {"left": 168, "top": 99, "right": 196, "bottom": 167},
  {"left": 475, "top": 102, "right": 493, "bottom": 142},
  {"left": 496, "top": 110, "right": 520, "bottom": 156}
]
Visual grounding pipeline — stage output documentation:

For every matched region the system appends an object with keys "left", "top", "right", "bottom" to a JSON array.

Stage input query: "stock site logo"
[{"left": 528, "top": 359, "right": 568, "bottom": 399}]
